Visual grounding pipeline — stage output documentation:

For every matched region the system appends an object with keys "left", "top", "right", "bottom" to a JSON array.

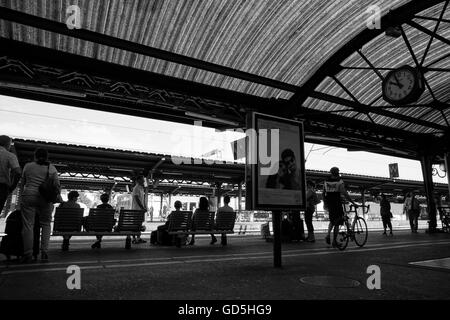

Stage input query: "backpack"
[{"left": 311, "top": 192, "right": 320, "bottom": 205}]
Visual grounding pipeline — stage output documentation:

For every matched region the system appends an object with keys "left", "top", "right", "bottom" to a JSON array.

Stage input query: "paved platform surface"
[{"left": 0, "top": 228, "right": 449, "bottom": 300}]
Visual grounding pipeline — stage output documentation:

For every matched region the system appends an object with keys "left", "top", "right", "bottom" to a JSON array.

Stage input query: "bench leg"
[
  {"left": 62, "top": 238, "right": 70, "bottom": 251},
  {"left": 125, "top": 235, "right": 131, "bottom": 249},
  {"left": 221, "top": 233, "right": 227, "bottom": 246}
]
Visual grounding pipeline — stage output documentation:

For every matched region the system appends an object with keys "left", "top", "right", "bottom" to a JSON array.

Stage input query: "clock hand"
[
  {"left": 389, "top": 81, "right": 401, "bottom": 88},
  {"left": 394, "top": 73, "right": 403, "bottom": 89}
]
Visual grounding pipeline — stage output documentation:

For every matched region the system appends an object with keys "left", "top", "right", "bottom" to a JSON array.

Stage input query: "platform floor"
[{"left": 0, "top": 229, "right": 449, "bottom": 300}]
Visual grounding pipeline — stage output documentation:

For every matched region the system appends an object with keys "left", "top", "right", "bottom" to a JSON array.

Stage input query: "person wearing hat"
[{"left": 322, "top": 167, "right": 358, "bottom": 247}]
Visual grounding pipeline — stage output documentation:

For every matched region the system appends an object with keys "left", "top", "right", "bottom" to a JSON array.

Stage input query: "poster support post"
[{"left": 272, "top": 210, "right": 282, "bottom": 268}]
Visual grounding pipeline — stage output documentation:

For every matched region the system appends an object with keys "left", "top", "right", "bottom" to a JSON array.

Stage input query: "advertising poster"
[{"left": 250, "top": 113, "right": 306, "bottom": 210}]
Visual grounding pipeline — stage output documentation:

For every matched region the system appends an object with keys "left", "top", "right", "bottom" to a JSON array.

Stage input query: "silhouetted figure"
[
  {"left": 380, "top": 194, "right": 393, "bottom": 236},
  {"left": 0, "top": 135, "right": 21, "bottom": 217},
  {"left": 305, "top": 180, "right": 320, "bottom": 242},
  {"left": 323, "top": 167, "right": 358, "bottom": 247},
  {"left": 20, "top": 148, "right": 60, "bottom": 262},
  {"left": 91, "top": 193, "right": 114, "bottom": 249}
]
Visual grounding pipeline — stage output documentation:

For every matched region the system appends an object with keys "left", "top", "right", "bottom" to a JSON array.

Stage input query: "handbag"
[{"left": 38, "top": 164, "right": 60, "bottom": 203}]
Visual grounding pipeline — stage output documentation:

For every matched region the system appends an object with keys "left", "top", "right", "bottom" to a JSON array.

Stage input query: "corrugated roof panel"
[
  {"left": 0, "top": 0, "right": 411, "bottom": 90},
  {"left": 0, "top": 0, "right": 447, "bottom": 137}
]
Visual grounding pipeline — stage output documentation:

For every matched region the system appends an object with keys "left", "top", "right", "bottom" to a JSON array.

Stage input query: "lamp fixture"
[{"left": 185, "top": 111, "right": 239, "bottom": 127}]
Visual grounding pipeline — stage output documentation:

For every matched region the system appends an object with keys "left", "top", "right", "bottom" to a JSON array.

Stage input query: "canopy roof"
[{"left": 0, "top": 0, "right": 449, "bottom": 159}]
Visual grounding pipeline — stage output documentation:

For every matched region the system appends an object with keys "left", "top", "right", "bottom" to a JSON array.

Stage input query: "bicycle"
[{"left": 334, "top": 204, "right": 369, "bottom": 251}]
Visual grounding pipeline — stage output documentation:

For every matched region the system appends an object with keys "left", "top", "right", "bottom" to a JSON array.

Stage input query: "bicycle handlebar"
[{"left": 347, "top": 204, "right": 370, "bottom": 214}]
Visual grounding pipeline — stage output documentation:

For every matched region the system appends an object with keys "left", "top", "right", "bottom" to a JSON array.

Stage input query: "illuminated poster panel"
[{"left": 250, "top": 113, "right": 306, "bottom": 210}]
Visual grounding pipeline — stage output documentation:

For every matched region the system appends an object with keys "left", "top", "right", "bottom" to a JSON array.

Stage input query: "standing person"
[
  {"left": 0, "top": 135, "right": 21, "bottom": 217},
  {"left": 131, "top": 175, "right": 147, "bottom": 244},
  {"left": 305, "top": 180, "right": 319, "bottom": 242},
  {"left": 380, "top": 194, "right": 393, "bottom": 236},
  {"left": 215, "top": 195, "right": 234, "bottom": 246},
  {"left": 188, "top": 197, "right": 210, "bottom": 246},
  {"left": 408, "top": 192, "right": 420, "bottom": 233},
  {"left": 322, "top": 167, "right": 358, "bottom": 247},
  {"left": 404, "top": 192, "right": 412, "bottom": 221},
  {"left": 91, "top": 193, "right": 114, "bottom": 249},
  {"left": 20, "top": 148, "right": 60, "bottom": 262}
]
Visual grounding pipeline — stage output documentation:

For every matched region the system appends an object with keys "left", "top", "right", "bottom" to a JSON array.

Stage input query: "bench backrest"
[
  {"left": 86, "top": 208, "right": 116, "bottom": 232},
  {"left": 215, "top": 211, "right": 236, "bottom": 231},
  {"left": 191, "top": 210, "right": 215, "bottom": 231},
  {"left": 53, "top": 207, "right": 84, "bottom": 232},
  {"left": 116, "top": 209, "right": 145, "bottom": 232},
  {"left": 168, "top": 211, "right": 192, "bottom": 232}
]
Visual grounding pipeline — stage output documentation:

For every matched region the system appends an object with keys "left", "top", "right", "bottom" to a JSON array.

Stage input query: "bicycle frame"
[
  {"left": 344, "top": 204, "right": 369, "bottom": 236},
  {"left": 334, "top": 203, "right": 369, "bottom": 249}
]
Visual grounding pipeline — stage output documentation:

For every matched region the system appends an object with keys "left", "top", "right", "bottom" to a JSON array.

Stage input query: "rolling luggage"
[
  {"left": 289, "top": 211, "right": 305, "bottom": 242},
  {"left": 0, "top": 210, "right": 40, "bottom": 260}
]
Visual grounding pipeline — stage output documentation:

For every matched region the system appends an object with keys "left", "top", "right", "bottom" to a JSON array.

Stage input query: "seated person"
[
  {"left": 59, "top": 191, "right": 80, "bottom": 208},
  {"left": 188, "top": 197, "right": 210, "bottom": 246},
  {"left": 59, "top": 191, "right": 80, "bottom": 245},
  {"left": 153, "top": 200, "right": 182, "bottom": 246},
  {"left": 90, "top": 193, "right": 114, "bottom": 249},
  {"left": 215, "top": 195, "right": 234, "bottom": 246}
]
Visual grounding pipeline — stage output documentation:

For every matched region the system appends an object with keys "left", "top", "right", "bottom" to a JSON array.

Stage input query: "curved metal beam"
[{"left": 291, "top": 0, "right": 445, "bottom": 105}]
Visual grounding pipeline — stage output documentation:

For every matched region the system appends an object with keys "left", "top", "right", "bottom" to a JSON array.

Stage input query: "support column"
[
  {"left": 160, "top": 193, "right": 164, "bottom": 219},
  {"left": 360, "top": 187, "right": 366, "bottom": 218},
  {"left": 144, "top": 177, "right": 149, "bottom": 221},
  {"left": 445, "top": 153, "right": 450, "bottom": 200},
  {"left": 215, "top": 182, "right": 222, "bottom": 212},
  {"left": 420, "top": 155, "right": 437, "bottom": 232},
  {"left": 238, "top": 182, "right": 243, "bottom": 213}
]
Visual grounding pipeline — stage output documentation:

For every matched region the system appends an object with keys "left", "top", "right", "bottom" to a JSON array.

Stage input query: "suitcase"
[
  {"left": 150, "top": 230, "right": 158, "bottom": 245},
  {"left": 0, "top": 210, "right": 40, "bottom": 260},
  {"left": 157, "top": 229, "right": 173, "bottom": 246},
  {"left": 289, "top": 211, "right": 305, "bottom": 242}
]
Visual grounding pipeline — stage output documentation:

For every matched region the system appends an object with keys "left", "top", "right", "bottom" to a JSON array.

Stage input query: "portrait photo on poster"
[{"left": 251, "top": 113, "right": 306, "bottom": 210}]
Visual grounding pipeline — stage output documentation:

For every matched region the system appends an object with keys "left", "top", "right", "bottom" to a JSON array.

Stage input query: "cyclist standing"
[{"left": 323, "top": 167, "right": 358, "bottom": 247}]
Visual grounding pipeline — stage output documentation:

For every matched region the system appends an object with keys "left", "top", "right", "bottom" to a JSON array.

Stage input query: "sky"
[{"left": 0, "top": 95, "right": 448, "bottom": 184}]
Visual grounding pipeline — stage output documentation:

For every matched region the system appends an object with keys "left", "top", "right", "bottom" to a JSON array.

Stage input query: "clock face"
[{"left": 382, "top": 66, "right": 423, "bottom": 105}]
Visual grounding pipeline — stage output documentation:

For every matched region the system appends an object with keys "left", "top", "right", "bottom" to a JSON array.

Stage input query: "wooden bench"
[
  {"left": 168, "top": 211, "right": 236, "bottom": 246},
  {"left": 52, "top": 208, "right": 145, "bottom": 250}
]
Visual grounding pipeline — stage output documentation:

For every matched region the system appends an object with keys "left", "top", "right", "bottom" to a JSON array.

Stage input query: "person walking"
[
  {"left": 20, "top": 148, "right": 60, "bottom": 262},
  {"left": 305, "top": 180, "right": 319, "bottom": 242},
  {"left": 0, "top": 135, "right": 21, "bottom": 217},
  {"left": 380, "top": 194, "right": 393, "bottom": 236}
]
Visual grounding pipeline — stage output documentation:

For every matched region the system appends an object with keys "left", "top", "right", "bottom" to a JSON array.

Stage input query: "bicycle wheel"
[
  {"left": 334, "top": 222, "right": 349, "bottom": 251},
  {"left": 353, "top": 217, "right": 368, "bottom": 247}
]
